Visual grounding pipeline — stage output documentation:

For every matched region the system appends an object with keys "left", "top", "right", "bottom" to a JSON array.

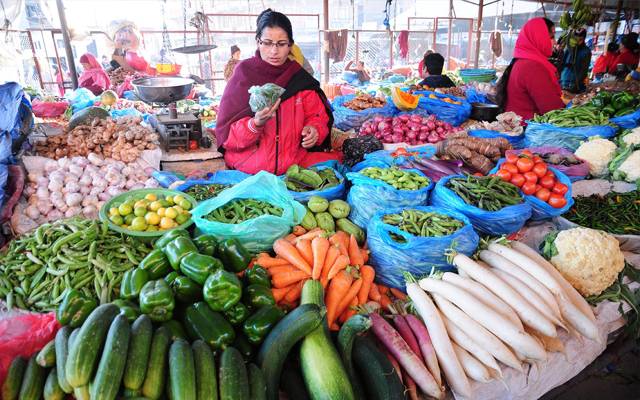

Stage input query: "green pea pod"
[
  {"left": 223, "top": 302, "right": 250, "bottom": 325},
  {"left": 180, "top": 253, "right": 224, "bottom": 285},
  {"left": 193, "top": 234, "right": 219, "bottom": 257},
  {"left": 139, "top": 279, "right": 175, "bottom": 322},
  {"left": 183, "top": 301, "right": 235, "bottom": 350},
  {"left": 120, "top": 268, "right": 150, "bottom": 300},
  {"left": 164, "top": 236, "right": 198, "bottom": 270},
  {"left": 242, "top": 305, "right": 284, "bottom": 344},
  {"left": 112, "top": 299, "right": 141, "bottom": 322},
  {"left": 139, "top": 249, "right": 171, "bottom": 279},
  {"left": 217, "top": 239, "right": 252, "bottom": 273},
  {"left": 244, "top": 284, "right": 276, "bottom": 309},
  {"left": 203, "top": 270, "right": 243, "bottom": 312},
  {"left": 172, "top": 275, "right": 203, "bottom": 303},
  {"left": 245, "top": 266, "right": 271, "bottom": 288},
  {"left": 154, "top": 229, "right": 190, "bottom": 250},
  {"left": 56, "top": 289, "right": 97, "bottom": 328}
]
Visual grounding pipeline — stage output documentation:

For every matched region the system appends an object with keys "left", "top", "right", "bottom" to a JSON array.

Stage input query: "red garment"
[
  {"left": 224, "top": 89, "right": 337, "bottom": 174},
  {"left": 613, "top": 49, "right": 640, "bottom": 70},
  {"left": 78, "top": 53, "right": 110, "bottom": 95},
  {"left": 592, "top": 52, "right": 618, "bottom": 75},
  {"left": 397, "top": 31, "right": 409, "bottom": 59},
  {"left": 505, "top": 59, "right": 565, "bottom": 121},
  {"left": 418, "top": 59, "right": 425, "bottom": 78}
]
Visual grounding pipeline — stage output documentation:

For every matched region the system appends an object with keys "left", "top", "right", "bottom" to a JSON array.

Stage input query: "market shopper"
[
  {"left": 224, "top": 45, "right": 242, "bottom": 81},
  {"left": 613, "top": 33, "right": 640, "bottom": 75},
  {"left": 495, "top": 18, "right": 565, "bottom": 121},
  {"left": 215, "top": 9, "right": 337, "bottom": 175},
  {"left": 417, "top": 49, "right": 435, "bottom": 78},
  {"left": 560, "top": 29, "right": 591, "bottom": 93},
  {"left": 78, "top": 53, "right": 111, "bottom": 96},
  {"left": 418, "top": 52, "right": 456, "bottom": 88},
  {"left": 592, "top": 42, "right": 619, "bottom": 79}
]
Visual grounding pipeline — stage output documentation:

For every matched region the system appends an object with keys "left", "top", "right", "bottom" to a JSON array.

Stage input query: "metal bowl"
[
  {"left": 470, "top": 102, "right": 501, "bottom": 122},
  {"left": 131, "top": 77, "right": 194, "bottom": 104}
]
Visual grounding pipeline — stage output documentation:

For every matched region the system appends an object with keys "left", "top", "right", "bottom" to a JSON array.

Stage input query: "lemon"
[
  {"left": 165, "top": 196, "right": 175, "bottom": 206},
  {"left": 124, "top": 214, "right": 135, "bottom": 225},
  {"left": 177, "top": 199, "right": 192, "bottom": 210},
  {"left": 134, "top": 207, "right": 147, "bottom": 217},
  {"left": 176, "top": 213, "right": 190, "bottom": 225},
  {"left": 165, "top": 208, "right": 178, "bottom": 219},
  {"left": 149, "top": 201, "right": 162, "bottom": 212},
  {"left": 109, "top": 207, "right": 120, "bottom": 217},
  {"left": 145, "top": 193, "right": 158, "bottom": 202},
  {"left": 131, "top": 216, "right": 147, "bottom": 231},
  {"left": 157, "top": 207, "right": 166, "bottom": 217},
  {"left": 160, "top": 217, "right": 174, "bottom": 230},
  {"left": 173, "top": 195, "right": 185, "bottom": 204},
  {"left": 109, "top": 214, "right": 124, "bottom": 225},
  {"left": 134, "top": 199, "right": 149, "bottom": 209},
  {"left": 145, "top": 212, "right": 160, "bottom": 225},
  {"left": 172, "top": 205, "right": 184, "bottom": 214},
  {"left": 118, "top": 203, "right": 133, "bottom": 216}
]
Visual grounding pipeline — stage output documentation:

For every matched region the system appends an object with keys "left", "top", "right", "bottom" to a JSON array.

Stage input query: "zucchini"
[
  {"left": 353, "top": 335, "right": 406, "bottom": 400},
  {"left": 257, "top": 303, "right": 323, "bottom": 400},
  {"left": 54, "top": 326, "right": 73, "bottom": 393},
  {"left": 65, "top": 303, "right": 120, "bottom": 388},
  {"left": 123, "top": 315, "right": 153, "bottom": 391},
  {"left": 162, "top": 319, "right": 188, "bottom": 341},
  {"left": 248, "top": 363, "right": 267, "bottom": 400},
  {"left": 90, "top": 314, "right": 131, "bottom": 400},
  {"left": 219, "top": 347, "right": 249, "bottom": 400},
  {"left": 43, "top": 369, "right": 65, "bottom": 400},
  {"left": 123, "top": 388, "right": 142, "bottom": 397},
  {"left": 18, "top": 355, "right": 47, "bottom": 400},
  {"left": 192, "top": 340, "right": 218, "bottom": 400},
  {"left": 337, "top": 314, "right": 371, "bottom": 400},
  {"left": 1, "top": 356, "right": 27, "bottom": 400},
  {"left": 280, "top": 364, "right": 311, "bottom": 400},
  {"left": 142, "top": 326, "right": 171, "bottom": 400},
  {"left": 36, "top": 339, "right": 56, "bottom": 367},
  {"left": 168, "top": 338, "right": 196, "bottom": 400},
  {"left": 73, "top": 385, "right": 90, "bottom": 400},
  {"left": 68, "top": 328, "right": 80, "bottom": 348},
  {"left": 299, "top": 280, "right": 355, "bottom": 400}
]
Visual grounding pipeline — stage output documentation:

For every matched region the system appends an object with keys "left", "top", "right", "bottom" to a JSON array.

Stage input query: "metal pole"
[
  {"left": 55, "top": 0, "right": 78, "bottom": 89},
  {"left": 323, "top": 0, "right": 330, "bottom": 84},
  {"left": 475, "top": 0, "right": 484, "bottom": 68}
]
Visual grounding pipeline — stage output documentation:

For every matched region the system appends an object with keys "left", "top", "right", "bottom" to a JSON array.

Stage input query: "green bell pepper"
[
  {"left": 162, "top": 319, "right": 188, "bottom": 340},
  {"left": 242, "top": 305, "right": 285, "bottom": 344},
  {"left": 154, "top": 228, "right": 190, "bottom": 250},
  {"left": 164, "top": 236, "right": 198, "bottom": 270},
  {"left": 612, "top": 92, "right": 635, "bottom": 110},
  {"left": 139, "top": 279, "right": 175, "bottom": 322},
  {"left": 244, "top": 284, "right": 276, "bottom": 309},
  {"left": 217, "top": 238, "right": 252, "bottom": 273},
  {"left": 112, "top": 299, "right": 140, "bottom": 322},
  {"left": 245, "top": 266, "right": 271, "bottom": 288},
  {"left": 203, "top": 269, "right": 243, "bottom": 312},
  {"left": 165, "top": 271, "right": 179, "bottom": 285},
  {"left": 139, "top": 248, "right": 171, "bottom": 279},
  {"left": 179, "top": 253, "right": 224, "bottom": 285},
  {"left": 56, "top": 289, "right": 97, "bottom": 327},
  {"left": 183, "top": 301, "right": 235, "bottom": 350},
  {"left": 615, "top": 107, "right": 636, "bottom": 117},
  {"left": 193, "top": 234, "right": 219, "bottom": 257},
  {"left": 232, "top": 333, "right": 255, "bottom": 361},
  {"left": 172, "top": 275, "right": 203, "bottom": 303},
  {"left": 223, "top": 302, "right": 250, "bottom": 325},
  {"left": 120, "top": 268, "right": 150, "bottom": 300}
]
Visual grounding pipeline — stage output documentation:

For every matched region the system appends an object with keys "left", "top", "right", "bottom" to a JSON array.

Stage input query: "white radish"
[
  {"left": 510, "top": 241, "right": 596, "bottom": 323},
  {"left": 442, "top": 272, "right": 522, "bottom": 329},
  {"left": 524, "top": 326, "right": 565, "bottom": 354},
  {"left": 420, "top": 278, "right": 547, "bottom": 361},
  {"left": 452, "top": 342, "right": 492, "bottom": 383},
  {"left": 489, "top": 243, "right": 599, "bottom": 341},
  {"left": 452, "top": 254, "right": 557, "bottom": 338},
  {"left": 480, "top": 250, "right": 562, "bottom": 321},
  {"left": 432, "top": 294, "right": 522, "bottom": 371},
  {"left": 406, "top": 282, "right": 471, "bottom": 398},
  {"left": 441, "top": 315, "right": 502, "bottom": 377}
]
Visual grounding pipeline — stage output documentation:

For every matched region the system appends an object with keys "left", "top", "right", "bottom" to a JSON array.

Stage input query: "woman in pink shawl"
[{"left": 78, "top": 53, "right": 111, "bottom": 95}]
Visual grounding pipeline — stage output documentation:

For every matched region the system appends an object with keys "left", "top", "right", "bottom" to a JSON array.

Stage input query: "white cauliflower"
[
  {"left": 574, "top": 138, "right": 617, "bottom": 177},
  {"left": 549, "top": 227, "right": 625, "bottom": 296},
  {"left": 622, "top": 127, "right": 640, "bottom": 146},
  {"left": 615, "top": 150, "right": 640, "bottom": 182}
]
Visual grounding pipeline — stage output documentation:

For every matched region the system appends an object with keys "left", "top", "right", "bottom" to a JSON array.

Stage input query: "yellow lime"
[
  {"left": 134, "top": 199, "right": 149, "bottom": 209},
  {"left": 157, "top": 207, "right": 166, "bottom": 217},
  {"left": 177, "top": 199, "right": 192, "bottom": 210},
  {"left": 144, "top": 193, "right": 158, "bottom": 202},
  {"left": 160, "top": 217, "right": 174, "bottom": 230},
  {"left": 145, "top": 212, "right": 160, "bottom": 225},
  {"left": 131, "top": 216, "right": 147, "bottom": 231},
  {"left": 109, "top": 214, "right": 124, "bottom": 225},
  {"left": 158, "top": 199, "right": 170, "bottom": 208},
  {"left": 109, "top": 207, "right": 120, "bottom": 217},
  {"left": 146, "top": 225, "right": 159, "bottom": 232},
  {"left": 118, "top": 203, "right": 133, "bottom": 216},
  {"left": 176, "top": 213, "right": 190, "bottom": 225},
  {"left": 124, "top": 214, "right": 135, "bottom": 225},
  {"left": 134, "top": 207, "right": 147, "bottom": 217},
  {"left": 165, "top": 208, "right": 178, "bottom": 219},
  {"left": 173, "top": 195, "right": 185, "bottom": 203},
  {"left": 148, "top": 201, "right": 162, "bottom": 212},
  {"left": 165, "top": 196, "right": 174, "bottom": 206},
  {"left": 172, "top": 205, "right": 184, "bottom": 214}
]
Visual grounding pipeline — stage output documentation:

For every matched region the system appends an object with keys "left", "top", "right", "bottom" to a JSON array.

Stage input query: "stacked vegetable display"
[
  {"left": 586, "top": 91, "right": 639, "bottom": 118},
  {"left": 382, "top": 209, "right": 465, "bottom": 242},
  {"left": 446, "top": 175, "right": 523, "bottom": 211},
  {"left": 359, "top": 114, "right": 458, "bottom": 145},
  {"left": 204, "top": 198, "right": 283, "bottom": 223},
  {"left": 532, "top": 106, "right": 610, "bottom": 127},
  {"left": 300, "top": 196, "right": 365, "bottom": 244},
  {"left": 360, "top": 166, "right": 430, "bottom": 190}
]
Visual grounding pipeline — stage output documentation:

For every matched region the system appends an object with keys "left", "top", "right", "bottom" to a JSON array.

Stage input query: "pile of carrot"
[{"left": 256, "top": 226, "right": 407, "bottom": 330}]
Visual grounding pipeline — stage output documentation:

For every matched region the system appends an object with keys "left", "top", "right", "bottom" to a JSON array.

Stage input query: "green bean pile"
[
  {"left": 565, "top": 191, "right": 640, "bottom": 235},
  {"left": 205, "top": 198, "right": 283, "bottom": 224},
  {"left": 184, "top": 183, "right": 231, "bottom": 201},
  {"left": 361, "top": 167, "right": 430, "bottom": 190},
  {"left": 447, "top": 175, "right": 523, "bottom": 211},
  {"left": 0, "top": 218, "right": 153, "bottom": 312},
  {"left": 383, "top": 209, "right": 464, "bottom": 242},
  {"left": 532, "top": 106, "right": 610, "bottom": 127}
]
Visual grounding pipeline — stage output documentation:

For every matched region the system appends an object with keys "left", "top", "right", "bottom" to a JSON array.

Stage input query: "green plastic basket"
[{"left": 99, "top": 188, "right": 198, "bottom": 241}]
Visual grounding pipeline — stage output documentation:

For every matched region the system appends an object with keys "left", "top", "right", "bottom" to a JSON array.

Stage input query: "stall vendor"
[
  {"left": 560, "top": 29, "right": 591, "bottom": 93},
  {"left": 419, "top": 52, "right": 455, "bottom": 88},
  {"left": 613, "top": 33, "right": 640, "bottom": 75},
  {"left": 215, "top": 9, "right": 338, "bottom": 175},
  {"left": 78, "top": 53, "right": 111, "bottom": 95},
  {"left": 495, "top": 18, "right": 565, "bottom": 121},
  {"left": 592, "top": 42, "right": 619, "bottom": 79}
]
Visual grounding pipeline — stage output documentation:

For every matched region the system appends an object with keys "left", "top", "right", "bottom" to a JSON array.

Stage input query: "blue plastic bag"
[
  {"left": 110, "top": 108, "right": 142, "bottom": 119},
  {"left": 465, "top": 88, "right": 493, "bottom": 104},
  {"left": 346, "top": 168, "right": 434, "bottom": 228},
  {"left": 65, "top": 88, "right": 96, "bottom": 112},
  {"left": 430, "top": 175, "right": 532, "bottom": 235},
  {"left": 0, "top": 82, "right": 31, "bottom": 143},
  {"left": 610, "top": 109, "right": 640, "bottom": 129},
  {"left": 351, "top": 146, "right": 437, "bottom": 172},
  {"left": 468, "top": 129, "right": 525, "bottom": 149},
  {"left": 413, "top": 90, "right": 472, "bottom": 126},
  {"left": 332, "top": 94, "right": 398, "bottom": 131},
  {"left": 524, "top": 121, "right": 617, "bottom": 151},
  {"left": 367, "top": 206, "right": 479, "bottom": 290},
  {"left": 282, "top": 165, "right": 346, "bottom": 202},
  {"left": 191, "top": 171, "right": 306, "bottom": 253},
  {"left": 205, "top": 170, "right": 251, "bottom": 185}
]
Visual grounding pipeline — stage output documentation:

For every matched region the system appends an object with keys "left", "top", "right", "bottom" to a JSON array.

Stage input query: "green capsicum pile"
[{"left": 587, "top": 91, "right": 639, "bottom": 118}]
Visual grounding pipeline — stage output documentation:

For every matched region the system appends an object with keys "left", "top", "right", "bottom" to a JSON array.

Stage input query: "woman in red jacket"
[
  {"left": 495, "top": 18, "right": 565, "bottom": 121},
  {"left": 613, "top": 33, "right": 640, "bottom": 73},
  {"left": 215, "top": 9, "right": 337, "bottom": 175}
]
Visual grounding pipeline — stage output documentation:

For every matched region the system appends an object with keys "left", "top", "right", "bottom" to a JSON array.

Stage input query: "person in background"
[
  {"left": 78, "top": 53, "right": 111, "bottom": 95},
  {"left": 101, "top": 55, "right": 110, "bottom": 70},
  {"left": 289, "top": 43, "right": 314, "bottom": 75},
  {"left": 495, "top": 18, "right": 564, "bottom": 121},
  {"left": 224, "top": 45, "right": 241, "bottom": 81},
  {"left": 592, "top": 42, "right": 619, "bottom": 79},
  {"left": 343, "top": 60, "right": 371, "bottom": 85},
  {"left": 52, "top": 65, "right": 65, "bottom": 97},
  {"left": 613, "top": 33, "right": 640, "bottom": 75},
  {"left": 418, "top": 49, "right": 435, "bottom": 78},
  {"left": 560, "top": 29, "right": 591, "bottom": 93},
  {"left": 419, "top": 52, "right": 455, "bottom": 88}
]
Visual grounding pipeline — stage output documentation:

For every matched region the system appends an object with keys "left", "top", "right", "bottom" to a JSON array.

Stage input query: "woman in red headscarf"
[
  {"left": 495, "top": 18, "right": 565, "bottom": 121},
  {"left": 78, "top": 53, "right": 111, "bottom": 95},
  {"left": 215, "top": 9, "right": 338, "bottom": 175}
]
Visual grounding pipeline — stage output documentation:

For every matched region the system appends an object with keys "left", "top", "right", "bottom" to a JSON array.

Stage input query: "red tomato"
[
  {"left": 521, "top": 181, "right": 537, "bottom": 195},
  {"left": 506, "top": 153, "right": 519, "bottom": 164},
  {"left": 535, "top": 188, "right": 551, "bottom": 202},
  {"left": 545, "top": 170, "right": 555, "bottom": 178},
  {"left": 552, "top": 183, "right": 569, "bottom": 195},
  {"left": 532, "top": 162, "right": 548, "bottom": 178},
  {"left": 523, "top": 171, "right": 538, "bottom": 183},
  {"left": 532, "top": 155, "right": 544, "bottom": 164},
  {"left": 548, "top": 194, "right": 567, "bottom": 208},
  {"left": 510, "top": 173, "right": 526, "bottom": 187},
  {"left": 473, "top": 172, "right": 484, "bottom": 177},
  {"left": 516, "top": 157, "right": 534, "bottom": 173},
  {"left": 496, "top": 169, "right": 512, "bottom": 182},
  {"left": 535, "top": 184, "right": 543, "bottom": 192},
  {"left": 521, "top": 149, "right": 533, "bottom": 157},
  {"left": 539, "top": 175, "right": 555, "bottom": 189},
  {"left": 502, "top": 162, "right": 519, "bottom": 175}
]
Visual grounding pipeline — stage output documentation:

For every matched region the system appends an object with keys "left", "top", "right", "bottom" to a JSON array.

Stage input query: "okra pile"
[{"left": 446, "top": 175, "right": 523, "bottom": 211}]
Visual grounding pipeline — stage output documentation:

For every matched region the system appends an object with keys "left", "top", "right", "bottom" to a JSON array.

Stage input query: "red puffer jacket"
[{"left": 223, "top": 89, "right": 337, "bottom": 175}]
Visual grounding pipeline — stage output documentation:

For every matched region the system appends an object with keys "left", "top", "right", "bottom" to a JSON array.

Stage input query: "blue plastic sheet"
[
  {"left": 468, "top": 129, "right": 525, "bottom": 149},
  {"left": 610, "top": 109, "right": 640, "bottom": 129},
  {"left": 332, "top": 94, "right": 398, "bottom": 131},
  {"left": 282, "top": 165, "right": 346, "bottom": 202},
  {"left": 64, "top": 88, "right": 96, "bottom": 112},
  {"left": 367, "top": 206, "right": 479, "bottom": 290},
  {"left": 346, "top": 168, "right": 433, "bottom": 228},
  {"left": 0, "top": 82, "right": 31, "bottom": 143},
  {"left": 430, "top": 175, "right": 532, "bottom": 235},
  {"left": 524, "top": 121, "right": 618, "bottom": 151},
  {"left": 191, "top": 171, "right": 306, "bottom": 252},
  {"left": 412, "top": 90, "right": 472, "bottom": 126}
]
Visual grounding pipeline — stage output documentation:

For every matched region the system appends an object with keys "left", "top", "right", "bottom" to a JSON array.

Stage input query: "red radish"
[
  {"left": 404, "top": 372, "right": 419, "bottom": 400},
  {"left": 428, "top": 133, "right": 439, "bottom": 143},
  {"left": 378, "top": 121, "right": 390, "bottom": 131},
  {"left": 404, "top": 314, "right": 442, "bottom": 387},
  {"left": 436, "top": 127, "right": 444, "bottom": 134},
  {"left": 410, "top": 115, "right": 422, "bottom": 123},
  {"left": 419, "top": 132, "right": 429, "bottom": 141},
  {"left": 426, "top": 121, "right": 436, "bottom": 130},
  {"left": 380, "top": 345, "right": 404, "bottom": 383}
]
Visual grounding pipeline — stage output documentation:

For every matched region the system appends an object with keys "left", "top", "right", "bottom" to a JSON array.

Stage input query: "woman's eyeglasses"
[{"left": 258, "top": 39, "right": 291, "bottom": 49}]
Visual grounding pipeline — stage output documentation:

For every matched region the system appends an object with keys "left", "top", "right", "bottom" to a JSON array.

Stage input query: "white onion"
[
  {"left": 88, "top": 152, "right": 104, "bottom": 166},
  {"left": 65, "top": 193, "right": 83, "bottom": 207}
]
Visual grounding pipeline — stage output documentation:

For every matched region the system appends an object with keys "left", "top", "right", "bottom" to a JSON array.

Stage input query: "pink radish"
[{"left": 404, "top": 314, "right": 442, "bottom": 387}]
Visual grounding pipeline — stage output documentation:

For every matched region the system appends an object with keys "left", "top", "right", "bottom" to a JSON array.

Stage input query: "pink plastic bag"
[
  {"left": 31, "top": 100, "right": 69, "bottom": 118},
  {"left": 506, "top": 146, "right": 590, "bottom": 181},
  {"left": 0, "top": 312, "right": 60, "bottom": 385}
]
